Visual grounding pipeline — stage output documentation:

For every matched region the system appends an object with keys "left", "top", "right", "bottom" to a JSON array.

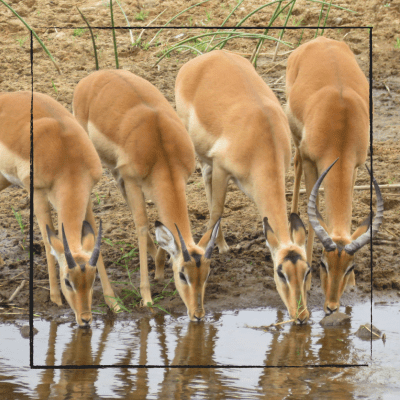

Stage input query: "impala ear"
[
  {"left": 155, "top": 221, "right": 180, "bottom": 260},
  {"left": 347, "top": 270, "right": 356, "bottom": 287},
  {"left": 263, "top": 217, "right": 279, "bottom": 253},
  {"left": 81, "top": 220, "right": 95, "bottom": 252},
  {"left": 46, "top": 225, "right": 64, "bottom": 259},
  {"left": 351, "top": 212, "right": 372, "bottom": 241},
  {"left": 289, "top": 213, "right": 306, "bottom": 247}
]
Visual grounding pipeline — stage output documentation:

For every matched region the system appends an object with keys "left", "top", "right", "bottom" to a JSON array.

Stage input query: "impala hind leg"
[
  {"left": 0, "top": 175, "right": 11, "bottom": 265},
  {"left": 84, "top": 202, "right": 120, "bottom": 312},
  {"left": 200, "top": 161, "right": 213, "bottom": 212},
  {"left": 34, "top": 189, "right": 62, "bottom": 305},
  {"left": 209, "top": 164, "right": 230, "bottom": 254},
  {"left": 303, "top": 162, "right": 319, "bottom": 264},
  {"left": 123, "top": 179, "right": 153, "bottom": 306},
  {"left": 291, "top": 148, "right": 303, "bottom": 214}
]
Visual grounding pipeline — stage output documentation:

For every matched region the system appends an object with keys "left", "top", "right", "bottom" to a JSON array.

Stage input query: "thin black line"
[
  {"left": 369, "top": 27, "right": 374, "bottom": 358},
  {"left": 31, "top": 364, "right": 369, "bottom": 370},
  {"left": 40, "top": 25, "right": 369, "bottom": 30},
  {"left": 29, "top": 29, "right": 34, "bottom": 369}
]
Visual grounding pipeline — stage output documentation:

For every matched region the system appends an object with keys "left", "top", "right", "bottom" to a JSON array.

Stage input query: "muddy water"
[{"left": 1, "top": 301, "right": 399, "bottom": 399}]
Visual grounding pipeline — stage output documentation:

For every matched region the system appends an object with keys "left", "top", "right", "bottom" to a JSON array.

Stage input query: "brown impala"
[
  {"left": 73, "top": 70, "right": 220, "bottom": 321},
  {"left": 286, "top": 37, "right": 384, "bottom": 314},
  {"left": 0, "top": 91, "right": 119, "bottom": 327},
  {"left": 176, "top": 50, "right": 311, "bottom": 324}
]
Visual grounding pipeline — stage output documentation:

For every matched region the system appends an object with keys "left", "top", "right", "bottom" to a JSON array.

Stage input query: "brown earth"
[{"left": 0, "top": 0, "right": 399, "bottom": 324}]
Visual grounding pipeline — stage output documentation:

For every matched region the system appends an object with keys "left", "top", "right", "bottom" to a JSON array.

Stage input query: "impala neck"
[{"left": 322, "top": 162, "right": 356, "bottom": 241}]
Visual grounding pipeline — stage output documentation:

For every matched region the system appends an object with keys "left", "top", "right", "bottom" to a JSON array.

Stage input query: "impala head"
[
  {"left": 155, "top": 219, "right": 220, "bottom": 322},
  {"left": 46, "top": 220, "right": 103, "bottom": 328},
  {"left": 308, "top": 160, "right": 384, "bottom": 315},
  {"left": 263, "top": 213, "right": 310, "bottom": 324}
]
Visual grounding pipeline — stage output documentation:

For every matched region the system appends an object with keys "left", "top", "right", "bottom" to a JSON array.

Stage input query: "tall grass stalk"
[
  {"left": 110, "top": 0, "right": 119, "bottom": 69},
  {"left": 271, "top": 0, "right": 297, "bottom": 61},
  {"left": 0, "top": 0, "right": 61, "bottom": 74},
  {"left": 114, "top": 0, "right": 134, "bottom": 45},
  {"left": 305, "top": 0, "right": 356, "bottom": 13},
  {"left": 320, "top": 0, "right": 333, "bottom": 36},
  {"left": 76, "top": 7, "right": 99, "bottom": 70}
]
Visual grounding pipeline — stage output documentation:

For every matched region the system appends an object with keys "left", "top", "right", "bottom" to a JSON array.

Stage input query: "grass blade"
[
  {"left": 305, "top": 0, "right": 356, "bottom": 13},
  {"left": 114, "top": 0, "right": 134, "bottom": 45},
  {"left": 110, "top": 0, "right": 119, "bottom": 69},
  {"left": 76, "top": 7, "right": 99, "bottom": 70},
  {"left": 148, "top": 0, "right": 212, "bottom": 45},
  {"left": 1, "top": 0, "right": 61, "bottom": 74},
  {"left": 320, "top": 0, "right": 333, "bottom": 36}
]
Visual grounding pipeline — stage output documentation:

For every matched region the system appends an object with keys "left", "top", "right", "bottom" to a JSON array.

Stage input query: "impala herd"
[{"left": 0, "top": 37, "right": 383, "bottom": 327}]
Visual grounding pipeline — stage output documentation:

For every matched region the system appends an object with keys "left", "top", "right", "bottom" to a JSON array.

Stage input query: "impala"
[
  {"left": 286, "top": 37, "right": 384, "bottom": 314},
  {"left": 0, "top": 91, "right": 118, "bottom": 327},
  {"left": 72, "top": 70, "right": 220, "bottom": 322},
  {"left": 176, "top": 50, "right": 310, "bottom": 323}
]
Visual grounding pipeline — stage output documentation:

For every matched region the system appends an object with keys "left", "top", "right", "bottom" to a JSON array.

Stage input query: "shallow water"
[{"left": 1, "top": 301, "right": 399, "bottom": 399}]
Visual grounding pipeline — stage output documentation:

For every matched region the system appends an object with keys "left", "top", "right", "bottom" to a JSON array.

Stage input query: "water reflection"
[{"left": 1, "top": 302, "right": 398, "bottom": 399}]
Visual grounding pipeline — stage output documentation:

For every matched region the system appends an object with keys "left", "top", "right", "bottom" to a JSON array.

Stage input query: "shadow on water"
[{"left": 0, "top": 301, "right": 399, "bottom": 399}]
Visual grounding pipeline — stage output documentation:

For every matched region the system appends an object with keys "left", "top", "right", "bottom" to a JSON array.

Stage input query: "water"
[{"left": 1, "top": 301, "right": 399, "bottom": 399}]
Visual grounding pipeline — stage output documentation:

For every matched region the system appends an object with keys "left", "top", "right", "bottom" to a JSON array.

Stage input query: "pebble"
[
  {"left": 20, "top": 325, "right": 38, "bottom": 339},
  {"left": 319, "top": 312, "right": 350, "bottom": 327},
  {"left": 355, "top": 323, "right": 386, "bottom": 340}
]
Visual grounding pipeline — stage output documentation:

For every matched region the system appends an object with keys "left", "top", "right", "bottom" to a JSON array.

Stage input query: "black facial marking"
[
  {"left": 277, "top": 264, "right": 286, "bottom": 281},
  {"left": 79, "top": 263, "right": 86, "bottom": 272},
  {"left": 191, "top": 252, "right": 202, "bottom": 268},
  {"left": 283, "top": 250, "right": 302, "bottom": 265}
]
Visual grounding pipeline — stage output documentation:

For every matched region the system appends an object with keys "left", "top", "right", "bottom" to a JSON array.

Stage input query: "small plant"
[
  {"left": 188, "top": 16, "right": 193, "bottom": 26},
  {"left": 15, "top": 35, "right": 28, "bottom": 47},
  {"left": 12, "top": 206, "right": 26, "bottom": 250},
  {"left": 395, "top": 38, "right": 400, "bottom": 49},
  {"left": 73, "top": 27, "right": 86, "bottom": 37},
  {"left": 388, "top": 177, "right": 395, "bottom": 184},
  {"left": 206, "top": 10, "right": 212, "bottom": 21},
  {"left": 51, "top": 79, "right": 58, "bottom": 94},
  {"left": 135, "top": 10, "right": 149, "bottom": 21}
]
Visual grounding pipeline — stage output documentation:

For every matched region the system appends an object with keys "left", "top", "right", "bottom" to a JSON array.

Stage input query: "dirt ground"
[{"left": 0, "top": 0, "right": 399, "bottom": 324}]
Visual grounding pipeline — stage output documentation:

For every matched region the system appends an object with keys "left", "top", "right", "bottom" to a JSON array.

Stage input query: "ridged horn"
[
  {"left": 307, "top": 158, "right": 339, "bottom": 252},
  {"left": 175, "top": 224, "right": 191, "bottom": 262},
  {"left": 89, "top": 219, "right": 102, "bottom": 267},
  {"left": 204, "top": 218, "right": 221, "bottom": 259},
  {"left": 344, "top": 165, "right": 384, "bottom": 255},
  {"left": 62, "top": 224, "right": 77, "bottom": 269}
]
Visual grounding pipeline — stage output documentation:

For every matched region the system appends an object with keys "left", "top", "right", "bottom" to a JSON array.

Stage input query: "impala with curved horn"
[
  {"left": 0, "top": 91, "right": 118, "bottom": 327},
  {"left": 286, "top": 37, "right": 384, "bottom": 314},
  {"left": 73, "top": 70, "right": 220, "bottom": 321},
  {"left": 176, "top": 50, "right": 311, "bottom": 324}
]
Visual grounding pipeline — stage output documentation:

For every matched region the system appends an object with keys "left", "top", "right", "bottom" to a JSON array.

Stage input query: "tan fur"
[
  {"left": 286, "top": 37, "right": 370, "bottom": 314},
  {"left": 0, "top": 91, "right": 118, "bottom": 327},
  {"left": 176, "top": 50, "right": 310, "bottom": 323},
  {"left": 73, "top": 70, "right": 218, "bottom": 321}
]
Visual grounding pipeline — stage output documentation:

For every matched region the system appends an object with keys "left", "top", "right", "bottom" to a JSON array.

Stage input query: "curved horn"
[
  {"left": 175, "top": 224, "right": 191, "bottom": 262},
  {"left": 62, "top": 224, "right": 77, "bottom": 269},
  {"left": 344, "top": 165, "right": 384, "bottom": 255},
  {"left": 204, "top": 218, "right": 221, "bottom": 259},
  {"left": 307, "top": 158, "right": 339, "bottom": 252},
  {"left": 89, "top": 219, "right": 102, "bottom": 266}
]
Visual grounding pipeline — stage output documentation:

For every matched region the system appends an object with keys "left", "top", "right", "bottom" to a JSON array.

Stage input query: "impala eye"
[
  {"left": 64, "top": 279, "right": 73, "bottom": 290},
  {"left": 179, "top": 272, "right": 188, "bottom": 284},
  {"left": 320, "top": 261, "right": 327, "bottom": 271}
]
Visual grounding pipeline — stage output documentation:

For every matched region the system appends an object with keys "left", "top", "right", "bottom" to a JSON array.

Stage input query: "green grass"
[
  {"left": 15, "top": 35, "right": 28, "bottom": 47},
  {"left": 135, "top": 10, "right": 149, "bottom": 21},
  {"left": 51, "top": 79, "right": 58, "bottom": 94},
  {"left": 395, "top": 38, "right": 400, "bottom": 49},
  {"left": 11, "top": 207, "right": 26, "bottom": 251},
  {"left": 73, "top": 27, "right": 87, "bottom": 37}
]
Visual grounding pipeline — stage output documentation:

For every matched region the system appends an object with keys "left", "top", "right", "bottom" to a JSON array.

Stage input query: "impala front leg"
[
  {"left": 210, "top": 164, "right": 230, "bottom": 254},
  {"left": 124, "top": 179, "right": 153, "bottom": 306},
  {"left": 291, "top": 147, "right": 303, "bottom": 214},
  {"left": 85, "top": 202, "right": 120, "bottom": 312},
  {"left": 34, "top": 190, "right": 62, "bottom": 306}
]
